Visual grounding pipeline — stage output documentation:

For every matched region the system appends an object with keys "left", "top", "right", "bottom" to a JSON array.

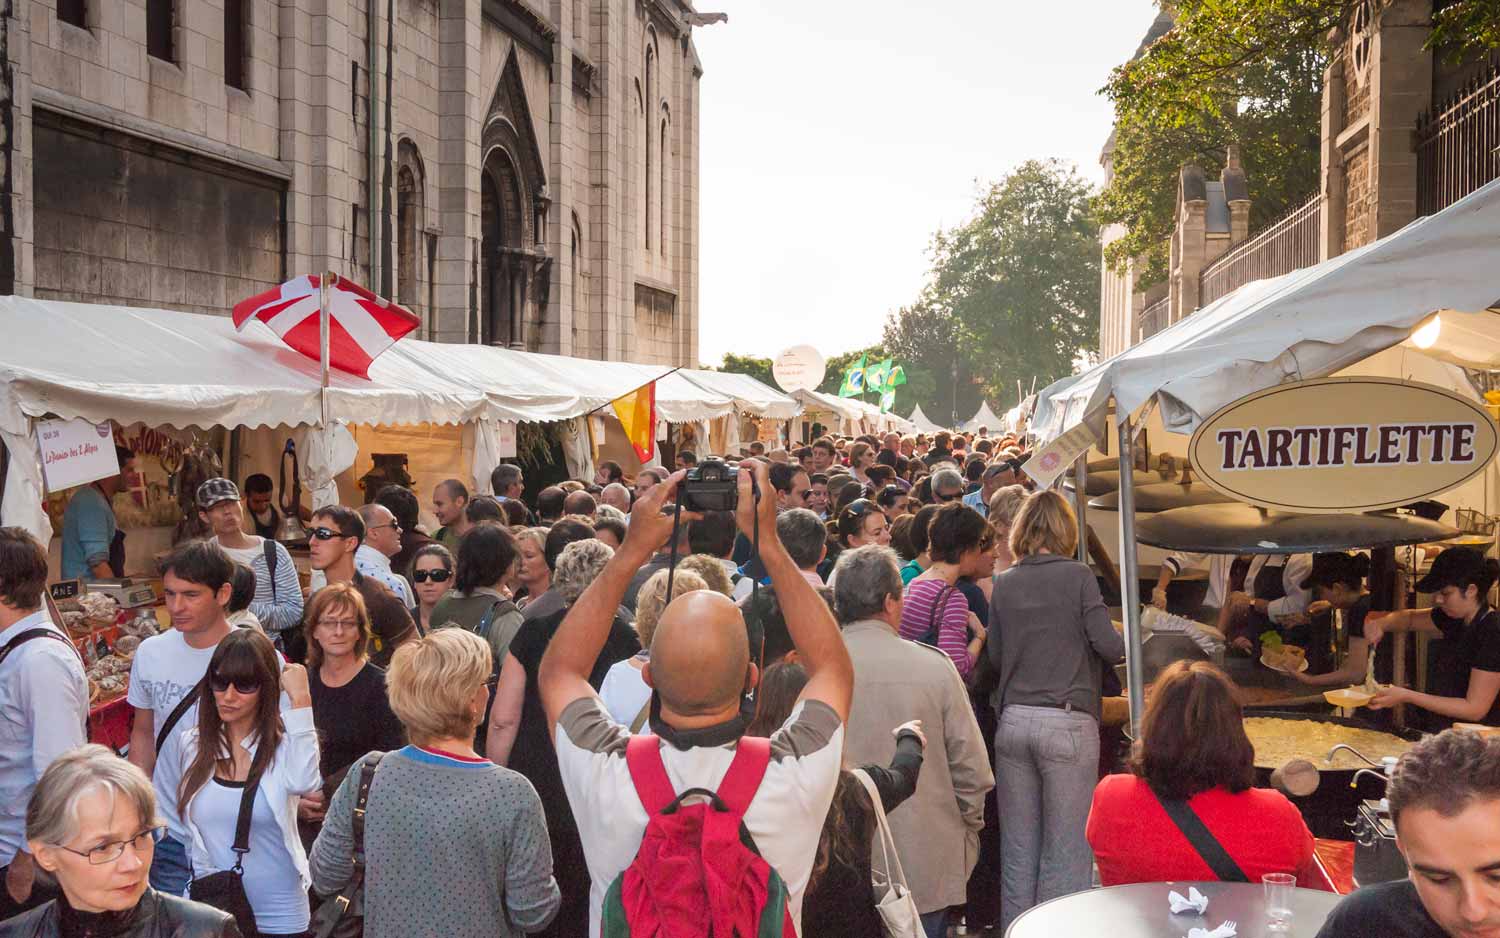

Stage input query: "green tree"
[
  {"left": 881, "top": 299, "right": 985, "bottom": 427},
  {"left": 711, "top": 352, "right": 774, "bottom": 388},
  {"left": 921, "top": 160, "right": 1100, "bottom": 395}
]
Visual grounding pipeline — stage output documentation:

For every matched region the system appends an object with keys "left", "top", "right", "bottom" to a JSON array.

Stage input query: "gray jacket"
[
  {"left": 841, "top": 619, "right": 994, "bottom": 914},
  {"left": 988, "top": 553, "right": 1125, "bottom": 720}
]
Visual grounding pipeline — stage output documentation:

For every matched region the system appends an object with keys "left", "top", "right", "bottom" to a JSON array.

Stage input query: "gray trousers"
[{"left": 995, "top": 704, "right": 1099, "bottom": 931}]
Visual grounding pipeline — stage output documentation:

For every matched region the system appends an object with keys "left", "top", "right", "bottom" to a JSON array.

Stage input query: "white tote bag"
[{"left": 851, "top": 769, "right": 924, "bottom": 938}]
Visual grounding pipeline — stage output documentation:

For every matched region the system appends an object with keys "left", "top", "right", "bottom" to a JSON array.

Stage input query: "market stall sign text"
[{"left": 1188, "top": 378, "right": 1498, "bottom": 514}]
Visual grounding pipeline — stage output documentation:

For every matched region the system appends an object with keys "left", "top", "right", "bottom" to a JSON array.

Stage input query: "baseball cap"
[
  {"left": 196, "top": 477, "right": 242, "bottom": 509},
  {"left": 1416, "top": 547, "right": 1489, "bottom": 594}
]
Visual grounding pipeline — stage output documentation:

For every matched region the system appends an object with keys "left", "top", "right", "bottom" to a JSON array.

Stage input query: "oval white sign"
[
  {"left": 1188, "top": 377, "right": 1499, "bottom": 514},
  {"left": 772, "top": 345, "right": 826, "bottom": 392}
]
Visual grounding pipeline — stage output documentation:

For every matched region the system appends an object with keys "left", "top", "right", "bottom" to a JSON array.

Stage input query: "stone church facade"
[{"left": 0, "top": 0, "right": 705, "bottom": 365}]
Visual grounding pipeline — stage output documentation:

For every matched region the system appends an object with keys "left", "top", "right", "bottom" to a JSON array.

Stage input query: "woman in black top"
[
  {"left": 749, "top": 661, "right": 926, "bottom": 938},
  {"left": 486, "top": 539, "right": 640, "bottom": 938},
  {"left": 1367, "top": 548, "right": 1500, "bottom": 730},
  {"left": 297, "top": 584, "right": 404, "bottom": 842}
]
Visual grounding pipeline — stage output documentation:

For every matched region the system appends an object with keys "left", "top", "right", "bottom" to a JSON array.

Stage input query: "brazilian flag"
[
  {"left": 865, "top": 358, "right": 894, "bottom": 392},
  {"left": 888, "top": 364, "right": 907, "bottom": 387},
  {"left": 880, "top": 388, "right": 897, "bottom": 413},
  {"left": 838, "top": 354, "right": 867, "bottom": 398}
]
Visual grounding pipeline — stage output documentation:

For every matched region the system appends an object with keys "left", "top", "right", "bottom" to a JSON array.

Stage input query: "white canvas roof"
[
  {"left": 1033, "top": 177, "right": 1500, "bottom": 444},
  {"left": 907, "top": 404, "right": 947, "bottom": 433},
  {"left": 961, "top": 401, "right": 1005, "bottom": 434},
  {"left": 674, "top": 368, "right": 801, "bottom": 419}
]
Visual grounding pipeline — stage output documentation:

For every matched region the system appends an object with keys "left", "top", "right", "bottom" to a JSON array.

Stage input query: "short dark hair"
[
  {"left": 769, "top": 463, "right": 806, "bottom": 495},
  {"left": 454, "top": 521, "right": 517, "bottom": 594},
  {"left": 889, "top": 514, "right": 917, "bottom": 562},
  {"left": 689, "top": 511, "right": 737, "bottom": 558},
  {"left": 408, "top": 543, "right": 454, "bottom": 581},
  {"left": 812, "top": 438, "right": 836, "bottom": 457},
  {"left": 594, "top": 518, "right": 627, "bottom": 544},
  {"left": 243, "top": 473, "right": 274, "bottom": 496},
  {"left": 926, "top": 503, "right": 991, "bottom": 564},
  {"left": 777, "top": 509, "right": 826, "bottom": 570},
  {"left": 1130, "top": 661, "right": 1254, "bottom": 800},
  {"left": 909, "top": 504, "right": 939, "bottom": 556},
  {"left": 537, "top": 486, "right": 566, "bottom": 521},
  {"left": 1389, "top": 729, "right": 1500, "bottom": 827},
  {"left": 563, "top": 490, "right": 597, "bottom": 517},
  {"left": 597, "top": 461, "right": 624, "bottom": 483},
  {"left": 312, "top": 505, "right": 365, "bottom": 545},
  {"left": 228, "top": 564, "right": 256, "bottom": 613},
  {"left": 794, "top": 447, "right": 813, "bottom": 462},
  {"left": 161, "top": 540, "right": 236, "bottom": 593},
  {"left": 678, "top": 450, "right": 698, "bottom": 466},
  {"left": 866, "top": 465, "right": 895, "bottom": 487},
  {"left": 501, "top": 499, "right": 534, "bottom": 527},
  {"left": 809, "top": 472, "right": 829, "bottom": 487},
  {"left": 934, "top": 431, "right": 952, "bottom": 450},
  {"left": 437, "top": 479, "right": 469, "bottom": 501},
  {"left": 742, "top": 585, "right": 834, "bottom": 667},
  {"left": 0, "top": 528, "right": 49, "bottom": 610},
  {"left": 490, "top": 463, "right": 523, "bottom": 494},
  {"left": 965, "top": 455, "right": 987, "bottom": 482},
  {"left": 1301, "top": 551, "right": 1372, "bottom": 592},
  {"left": 465, "top": 495, "right": 505, "bottom": 524},
  {"left": 544, "top": 519, "right": 595, "bottom": 572},
  {"left": 876, "top": 449, "right": 899, "bottom": 469},
  {"left": 374, "top": 484, "right": 421, "bottom": 532},
  {"left": 115, "top": 446, "right": 135, "bottom": 467}
]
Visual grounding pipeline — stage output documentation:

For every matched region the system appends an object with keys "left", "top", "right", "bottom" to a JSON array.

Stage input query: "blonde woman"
[
  {"left": 675, "top": 553, "right": 734, "bottom": 597},
  {"left": 309, "top": 630, "right": 559, "bottom": 938},
  {"left": 989, "top": 490, "right": 1125, "bottom": 931},
  {"left": 987, "top": 484, "right": 1028, "bottom": 577},
  {"left": 512, "top": 528, "right": 550, "bottom": 610},
  {"left": 598, "top": 568, "right": 710, "bottom": 728}
]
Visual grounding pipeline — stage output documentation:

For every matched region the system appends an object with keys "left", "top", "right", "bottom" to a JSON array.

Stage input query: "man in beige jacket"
[{"left": 833, "top": 544, "right": 995, "bottom": 938}]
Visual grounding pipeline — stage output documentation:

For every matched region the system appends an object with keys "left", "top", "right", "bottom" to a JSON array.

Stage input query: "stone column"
[
  {"left": 3, "top": 0, "right": 34, "bottom": 296},
  {"left": 1368, "top": 0, "right": 1431, "bottom": 239},
  {"left": 432, "top": 0, "right": 482, "bottom": 343},
  {"left": 1170, "top": 164, "right": 1207, "bottom": 322},
  {"left": 1320, "top": 56, "right": 1348, "bottom": 261}
]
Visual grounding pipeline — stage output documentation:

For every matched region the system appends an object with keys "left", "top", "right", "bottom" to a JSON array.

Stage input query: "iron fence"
[
  {"left": 1417, "top": 57, "right": 1500, "bottom": 217},
  {"left": 1199, "top": 194, "right": 1323, "bottom": 308}
]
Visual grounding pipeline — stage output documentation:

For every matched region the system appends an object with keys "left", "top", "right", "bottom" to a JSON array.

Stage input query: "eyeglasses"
[
  {"left": 309, "top": 527, "right": 346, "bottom": 541},
  {"left": 412, "top": 568, "right": 452, "bottom": 584},
  {"left": 316, "top": 617, "right": 361, "bottom": 633},
  {"left": 209, "top": 673, "right": 262, "bottom": 694},
  {"left": 55, "top": 826, "right": 166, "bottom": 866},
  {"left": 367, "top": 522, "right": 402, "bottom": 532}
]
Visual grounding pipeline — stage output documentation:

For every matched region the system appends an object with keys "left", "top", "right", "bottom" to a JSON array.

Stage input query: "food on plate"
[
  {"left": 1323, "top": 687, "right": 1375, "bottom": 708},
  {"left": 1260, "top": 642, "right": 1308, "bottom": 673},
  {"left": 1244, "top": 716, "right": 1412, "bottom": 770}
]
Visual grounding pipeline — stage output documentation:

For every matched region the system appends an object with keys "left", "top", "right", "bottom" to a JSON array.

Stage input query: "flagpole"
[
  {"left": 584, "top": 366, "right": 683, "bottom": 417},
  {"left": 319, "top": 271, "right": 332, "bottom": 426}
]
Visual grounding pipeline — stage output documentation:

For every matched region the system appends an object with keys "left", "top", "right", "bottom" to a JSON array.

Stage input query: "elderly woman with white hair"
[
  {"left": 308, "top": 629, "right": 559, "bottom": 938},
  {"left": 1, "top": 745, "right": 237, "bottom": 938},
  {"left": 486, "top": 538, "right": 640, "bottom": 938}
]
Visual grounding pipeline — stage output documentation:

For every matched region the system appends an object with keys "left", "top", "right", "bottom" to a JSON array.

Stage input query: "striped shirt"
[{"left": 899, "top": 578, "right": 974, "bottom": 678}]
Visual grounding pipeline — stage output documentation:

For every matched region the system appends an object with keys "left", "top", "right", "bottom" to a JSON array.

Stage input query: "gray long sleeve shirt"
[
  {"left": 310, "top": 747, "right": 560, "bottom": 938},
  {"left": 989, "top": 553, "right": 1126, "bottom": 720}
]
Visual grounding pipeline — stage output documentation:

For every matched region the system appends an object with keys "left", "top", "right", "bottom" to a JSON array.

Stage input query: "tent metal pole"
[
  {"left": 1072, "top": 455, "right": 1089, "bottom": 564},
  {"left": 1117, "top": 413, "right": 1145, "bottom": 734}
]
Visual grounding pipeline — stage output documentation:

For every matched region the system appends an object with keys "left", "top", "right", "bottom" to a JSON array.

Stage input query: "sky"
[{"left": 692, "top": 0, "right": 1160, "bottom": 369}]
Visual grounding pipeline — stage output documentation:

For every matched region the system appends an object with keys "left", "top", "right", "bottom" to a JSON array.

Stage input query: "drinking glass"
[{"left": 1263, "top": 872, "right": 1296, "bottom": 930}]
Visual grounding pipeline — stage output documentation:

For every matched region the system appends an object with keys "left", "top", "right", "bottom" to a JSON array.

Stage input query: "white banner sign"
[
  {"left": 1028, "top": 422, "right": 1097, "bottom": 491},
  {"left": 38, "top": 418, "right": 120, "bottom": 493},
  {"left": 496, "top": 421, "right": 517, "bottom": 458}
]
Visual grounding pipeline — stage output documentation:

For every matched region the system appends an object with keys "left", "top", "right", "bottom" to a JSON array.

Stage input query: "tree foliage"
[
  {"left": 712, "top": 352, "right": 774, "bottom": 388},
  {"left": 881, "top": 301, "right": 986, "bottom": 427}
]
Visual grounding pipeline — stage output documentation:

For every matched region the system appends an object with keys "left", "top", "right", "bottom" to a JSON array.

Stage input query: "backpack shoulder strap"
[
  {"left": 229, "top": 774, "right": 263, "bottom": 872},
  {"left": 263, "top": 539, "right": 279, "bottom": 603},
  {"left": 716, "top": 736, "right": 771, "bottom": 817},
  {"left": 156, "top": 676, "right": 208, "bottom": 753},
  {"left": 625, "top": 734, "right": 677, "bottom": 816},
  {"left": 0, "top": 627, "right": 78, "bottom": 668}
]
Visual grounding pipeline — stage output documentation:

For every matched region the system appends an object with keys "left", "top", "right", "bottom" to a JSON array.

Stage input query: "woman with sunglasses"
[
  {"left": 164, "top": 629, "right": 320, "bottom": 938},
  {"left": 298, "top": 584, "right": 404, "bottom": 846},
  {"left": 407, "top": 543, "right": 456, "bottom": 635},
  {"left": 4, "top": 745, "right": 236, "bottom": 938},
  {"left": 429, "top": 522, "right": 524, "bottom": 668}
]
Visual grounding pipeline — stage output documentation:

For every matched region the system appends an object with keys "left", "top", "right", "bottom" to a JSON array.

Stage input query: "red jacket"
[{"left": 1086, "top": 774, "right": 1321, "bottom": 888}]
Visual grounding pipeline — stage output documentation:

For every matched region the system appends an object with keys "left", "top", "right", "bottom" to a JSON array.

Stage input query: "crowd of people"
[{"left": 1, "top": 428, "right": 1496, "bottom": 938}]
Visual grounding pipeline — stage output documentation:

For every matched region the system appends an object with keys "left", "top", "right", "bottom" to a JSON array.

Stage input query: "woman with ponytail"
[{"left": 1292, "top": 552, "right": 1379, "bottom": 689}]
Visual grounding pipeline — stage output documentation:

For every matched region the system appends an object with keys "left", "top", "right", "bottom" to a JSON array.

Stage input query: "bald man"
[
  {"left": 600, "top": 482, "right": 632, "bottom": 516},
  {"left": 539, "top": 461, "right": 853, "bottom": 936}
]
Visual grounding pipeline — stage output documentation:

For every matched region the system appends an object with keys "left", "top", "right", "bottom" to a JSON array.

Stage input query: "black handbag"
[
  {"left": 189, "top": 774, "right": 262, "bottom": 937},
  {"left": 311, "top": 752, "right": 386, "bottom": 938}
]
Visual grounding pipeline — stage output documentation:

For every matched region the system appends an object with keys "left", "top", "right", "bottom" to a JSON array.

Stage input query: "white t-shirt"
[
  {"left": 598, "top": 657, "right": 652, "bottom": 726},
  {"left": 191, "top": 778, "right": 309, "bottom": 933},
  {"left": 127, "top": 628, "right": 219, "bottom": 839},
  {"left": 555, "top": 696, "right": 844, "bottom": 935},
  {"left": 214, "top": 537, "right": 266, "bottom": 569}
]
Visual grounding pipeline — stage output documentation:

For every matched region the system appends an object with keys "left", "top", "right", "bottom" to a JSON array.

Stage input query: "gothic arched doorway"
[{"left": 480, "top": 149, "right": 526, "bottom": 347}]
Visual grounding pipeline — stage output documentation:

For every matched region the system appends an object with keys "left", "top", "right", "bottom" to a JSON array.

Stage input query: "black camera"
[{"left": 679, "top": 458, "right": 752, "bottom": 512}]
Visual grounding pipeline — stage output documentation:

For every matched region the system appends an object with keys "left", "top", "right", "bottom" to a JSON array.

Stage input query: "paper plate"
[
  {"left": 1261, "top": 651, "right": 1309, "bottom": 674},
  {"left": 1324, "top": 687, "right": 1374, "bottom": 708}
]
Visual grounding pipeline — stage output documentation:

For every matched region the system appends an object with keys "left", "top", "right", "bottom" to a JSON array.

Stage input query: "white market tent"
[
  {"left": 960, "top": 401, "right": 1005, "bottom": 434},
  {"left": 0, "top": 297, "right": 797, "bottom": 543},
  {"left": 906, "top": 404, "right": 948, "bottom": 433},
  {"left": 1027, "top": 175, "right": 1500, "bottom": 731}
]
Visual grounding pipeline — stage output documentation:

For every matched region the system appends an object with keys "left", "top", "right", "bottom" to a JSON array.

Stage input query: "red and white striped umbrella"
[{"left": 232, "top": 274, "right": 421, "bottom": 379}]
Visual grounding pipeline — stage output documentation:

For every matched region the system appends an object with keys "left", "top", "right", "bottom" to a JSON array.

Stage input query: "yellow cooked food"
[{"left": 1244, "top": 716, "right": 1413, "bottom": 770}]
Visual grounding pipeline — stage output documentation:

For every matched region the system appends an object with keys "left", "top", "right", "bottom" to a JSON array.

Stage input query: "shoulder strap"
[
  {"left": 351, "top": 752, "right": 386, "bottom": 866},
  {"left": 850, "top": 768, "right": 912, "bottom": 893},
  {"left": 0, "top": 627, "right": 78, "bottom": 668},
  {"left": 1153, "top": 789, "right": 1250, "bottom": 883},
  {"left": 924, "top": 583, "right": 955, "bottom": 645},
  {"left": 229, "top": 775, "right": 263, "bottom": 872},
  {"left": 716, "top": 736, "right": 771, "bottom": 817},
  {"left": 626, "top": 734, "right": 677, "bottom": 816},
  {"left": 263, "top": 539, "right": 278, "bottom": 603},
  {"left": 156, "top": 677, "right": 208, "bottom": 753},
  {"left": 474, "top": 598, "right": 509, "bottom": 639},
  {"left": 629, "top": 697, "right": 652, "bottom": 735}
]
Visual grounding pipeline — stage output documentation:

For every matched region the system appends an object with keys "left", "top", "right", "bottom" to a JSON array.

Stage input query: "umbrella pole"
[
  {"left": 1072, "top": 455, "right": 1089, "bottom": 564},
  {"left": 1117, "top": 414, "right": 1146, "bottom": 735}
]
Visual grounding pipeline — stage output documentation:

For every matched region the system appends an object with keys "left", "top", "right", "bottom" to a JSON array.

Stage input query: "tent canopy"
[
  {"left": 675, "top": 368, "right": 801, "bottom": 419},
  {"left": 1033, "top": 177, "right": 1500, "bottom": 445},
  {"left": 961, "top": 401, "right": 1005, "bottom": 433},
  {"left": 907, "top": 404, "right": 947, "bottom": 433}
]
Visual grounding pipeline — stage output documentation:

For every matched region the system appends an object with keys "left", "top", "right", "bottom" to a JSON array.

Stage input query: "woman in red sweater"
[{"left": 1086, "top": 660, "right": 1321, "bottom": 886}]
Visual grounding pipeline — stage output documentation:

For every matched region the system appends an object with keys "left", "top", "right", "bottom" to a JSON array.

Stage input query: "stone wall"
[{"left": 1342, "top": 145, "right": 1372, "bottom": 251}]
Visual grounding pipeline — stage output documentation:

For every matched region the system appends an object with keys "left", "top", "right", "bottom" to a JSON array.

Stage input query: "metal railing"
[
  {"left": 1417, "top": 57, "right": 1500, "bottom": 217},
  {"left": 1199, "top": 194, "right": 1323, "bottom": 307},
  {"left": 1137, "top": 295, "right": 1170, "bottom": 342}
]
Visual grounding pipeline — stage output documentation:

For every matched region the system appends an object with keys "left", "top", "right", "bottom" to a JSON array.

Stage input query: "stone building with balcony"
[
  {"left": 0, "top": 0, "right": 707, "bottom": 366},
  {"left": 1099, "top": 0, "right": 1500, "bottom": 358}
]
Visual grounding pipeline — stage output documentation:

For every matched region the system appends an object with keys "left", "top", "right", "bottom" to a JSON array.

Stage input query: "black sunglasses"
[
  {"left": 412, "top": 568, "right": 452, "bottom": 584},
  {"left": 209, "top": 673, "right": 262, "bottom": 694},
  {"left": 309, "top": 527, "right": 347, "bottom": 541},
  {"left": 841, "top": 498, "right": 878, "bottom": 521}
]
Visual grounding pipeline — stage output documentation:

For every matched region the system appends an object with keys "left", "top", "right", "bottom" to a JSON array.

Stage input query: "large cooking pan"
[{"left": 1244, "top": 710, "right": 1422, "bottom": 839}]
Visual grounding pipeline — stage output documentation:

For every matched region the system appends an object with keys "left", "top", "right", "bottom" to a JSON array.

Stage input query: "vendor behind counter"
[
  {"left": 1154, "top": 551, "right": 1318, "bottom": 661},
  {"left": 1366, "top": 548, "right": 1500, "bottom": 732}
]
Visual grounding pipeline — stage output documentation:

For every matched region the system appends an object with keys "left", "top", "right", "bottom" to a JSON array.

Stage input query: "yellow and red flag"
[{"left": 611, "top": 381, "right": 657, "bottom": 463}]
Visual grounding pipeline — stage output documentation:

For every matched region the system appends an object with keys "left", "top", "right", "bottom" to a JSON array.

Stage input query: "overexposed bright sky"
[{"left": 693, "top": 0, "right": 1160, "bottom": 367}]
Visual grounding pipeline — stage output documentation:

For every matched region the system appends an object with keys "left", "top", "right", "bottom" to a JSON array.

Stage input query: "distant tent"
[
  {"left": 907, "top": 404, "right": 947, "bottom": 433},
  {"left": 960, "top": 401, "right": 1004, "bottom": 434}
]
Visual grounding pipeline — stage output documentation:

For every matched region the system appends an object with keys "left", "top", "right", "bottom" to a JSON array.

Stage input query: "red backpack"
[{"left": 601, "top": 735, "right": 797, "bottom": 938}]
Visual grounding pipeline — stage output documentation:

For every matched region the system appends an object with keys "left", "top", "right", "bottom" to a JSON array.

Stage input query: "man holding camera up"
[{"left": 539, "top": 460, "right": 854, "bottom": 937}]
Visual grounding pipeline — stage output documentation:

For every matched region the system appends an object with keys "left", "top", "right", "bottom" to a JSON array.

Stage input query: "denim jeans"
[
  {"left": 919, "top": 908, "right": 949, "bottom": 938},
  {"left": 995, "top": 704, "right": 1099, "bottom": 932},
  {"left": 148, "top": 833, "right": 192, "bottom": 895}
]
